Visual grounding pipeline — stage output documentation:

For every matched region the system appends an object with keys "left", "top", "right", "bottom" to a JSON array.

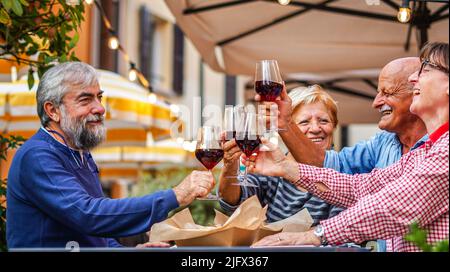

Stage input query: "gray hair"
[
  {"left": 289, "top": 84, "right": 339, "bottom": 127},
  {"left": 36, "top": 62, "right": 99, "bottom": 126}
]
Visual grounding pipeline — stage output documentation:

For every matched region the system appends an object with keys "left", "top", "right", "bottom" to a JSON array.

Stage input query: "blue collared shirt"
[
  {"left": 7, "top": 128, "right": 179, "bottom": 249},
  {"left": 324, "top": 131, "right": 428, "bottom": 175}
]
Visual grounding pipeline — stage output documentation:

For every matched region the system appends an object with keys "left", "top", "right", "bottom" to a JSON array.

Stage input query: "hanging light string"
[
  {"left": 88, "top": 0, "right": 153, "bottom": 93},
  {"left": 82, "top": 0, "right": 192, "bottom": 148}
]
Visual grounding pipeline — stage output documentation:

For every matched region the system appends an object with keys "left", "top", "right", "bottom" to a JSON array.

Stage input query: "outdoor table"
[{"left": 10, "top": 246, "right": 369, "bottom": 252}]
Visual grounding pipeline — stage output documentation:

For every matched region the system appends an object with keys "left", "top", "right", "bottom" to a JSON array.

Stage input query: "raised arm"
[
  {"left": 20, "top": 147, "right": 213, "bottom": 238},
  {"left": 279, "top": 121, "right": 325, "bottom": 167},
  {"left": 245, "top": 139, "right": 408, "bottom": 208},
  {"left": 252, "top": 138, "right": 448, "bottom": 248},
  {"left": 320, "top": 145, "right": 448, "bottom": 245}
]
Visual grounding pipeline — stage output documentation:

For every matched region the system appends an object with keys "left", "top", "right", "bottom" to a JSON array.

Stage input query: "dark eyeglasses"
[{"left": 418, "top": 60, "right": 449, "bottom": 77}]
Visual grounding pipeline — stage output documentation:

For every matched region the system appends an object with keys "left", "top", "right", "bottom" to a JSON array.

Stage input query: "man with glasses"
[
  {"left": 260, "top": 57, "right": 429, "bottom": 251},
  {"left": 6, "top": 62, "right": 215, "bottom": 249}
]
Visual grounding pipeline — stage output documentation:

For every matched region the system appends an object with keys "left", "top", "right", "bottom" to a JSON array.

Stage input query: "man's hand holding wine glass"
[{"left": 173, "top": 170, "right": 216, "bottom": 206}]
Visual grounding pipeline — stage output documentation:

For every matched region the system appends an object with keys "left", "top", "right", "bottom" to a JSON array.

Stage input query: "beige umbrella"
[
  {"left": 284, "top": 68, "right": 382, "bottom": 124},
  {"left": 165, "top": 0, "right": 448, "bottom": 76},
  {"left": 166, "top": 0, "right": 448, "bottom": 123}
]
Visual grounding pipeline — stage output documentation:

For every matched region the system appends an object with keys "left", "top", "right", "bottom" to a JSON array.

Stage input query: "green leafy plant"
[
  {"left": 131, "top": 167, "right": 221, "bottom": 226},
  {"left": 405, "top": 222, "right": 449, "bottom": 252},
  {"left": 0, "top": 134, "right": 26, "bottom": 252},
  {"left": 0, "top": 0, "right": 85, "bottom": 89}
]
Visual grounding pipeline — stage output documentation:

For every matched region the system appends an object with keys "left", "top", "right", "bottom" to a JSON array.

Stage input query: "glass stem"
[
  {"left": 209, "top": 169, "right": 215, "bottom": 196},
  {"left": 244, "top": 164, "right": 248, "bottom": 184}
]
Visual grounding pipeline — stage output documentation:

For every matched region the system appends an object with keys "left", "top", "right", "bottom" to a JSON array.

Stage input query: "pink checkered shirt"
[{"left": 293, "top": 124, "right": 449, "bottom": 252}]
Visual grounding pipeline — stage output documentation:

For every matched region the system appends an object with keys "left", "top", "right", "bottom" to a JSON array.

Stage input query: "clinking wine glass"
[
  {"left": 233, "top": 111, "right": 262, "bottom": 188},
  {"left": 195, "top": 126, "right": 224, "bottom": 200},
  {"left": 223, "top": 105, "right": 237, "bottom": 142},
  {"left": 255, "top": 60, "right": 283, "bottom": 102},
  {"left": 223, "top": 105, "right": 239, "bottom": 178},
  {"left": 255, "top": 60, "right": 285, "bottom": 132}
]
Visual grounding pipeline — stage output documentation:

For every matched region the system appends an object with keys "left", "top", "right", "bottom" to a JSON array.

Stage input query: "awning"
[
  {"left": 165, "top": 0, "right": 448, "bottom": 76},
  {"left": 284, "top": 69, "right": 381, "bottom": 124},
  {"left": 166, "top": 0, "right": 448, "bottom": 124}
]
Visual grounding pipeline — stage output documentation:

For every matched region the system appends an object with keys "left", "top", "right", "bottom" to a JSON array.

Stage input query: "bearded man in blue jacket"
[{"left": 6, "top": 62, "right": 214, "bottom": 249}]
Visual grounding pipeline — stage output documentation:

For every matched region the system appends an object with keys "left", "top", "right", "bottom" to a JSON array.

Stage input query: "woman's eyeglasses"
[{"left": 418, "top": 60, "right": 449, "bottom": 77}]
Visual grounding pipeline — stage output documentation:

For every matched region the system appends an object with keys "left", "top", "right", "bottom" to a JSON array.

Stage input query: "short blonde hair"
[{"left": 289, "top": 85, "right": 338, "bottom": 127}]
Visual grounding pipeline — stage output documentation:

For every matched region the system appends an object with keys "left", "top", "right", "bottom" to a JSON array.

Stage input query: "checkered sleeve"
[
  {"left": 293, "top": 152, "right": 415, "bottom": 208},
  {"left": 319, "top": 144, "right": 449, "bottom": 245}
]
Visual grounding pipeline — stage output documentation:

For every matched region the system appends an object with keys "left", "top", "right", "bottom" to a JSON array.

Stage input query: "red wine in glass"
[
  {"left": 235, "top": 134, "right": 261, "bottom": 157},
  {"left": 255, "top": 80, "right": 283, "bottom": 102},
  {"left": 195, "top": 148, "right": 224, "bottom": 170},
  {"left": 195, "top": 126, "right": 223, "bottom": 200},
  {"left": 255, "top": 60, "right": 283, "bottom": 102}
]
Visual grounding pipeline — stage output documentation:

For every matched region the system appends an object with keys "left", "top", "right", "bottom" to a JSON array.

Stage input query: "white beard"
[{"left": 59, "top": 106, "right": 106, "bottom": 150}]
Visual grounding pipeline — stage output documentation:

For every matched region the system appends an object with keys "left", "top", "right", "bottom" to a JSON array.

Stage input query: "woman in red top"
[{"left": 247, "top": 42, "right": 449, "bottom": 252}]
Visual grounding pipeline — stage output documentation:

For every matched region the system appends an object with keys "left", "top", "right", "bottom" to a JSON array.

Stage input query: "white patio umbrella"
[
  {"left": 165, "top": 0, "right": 448, "bottom": 76},
  {"left": 284, "top": 68, "right": 382, "bottom": 124},
  {"left": 165, "top": 0, "right": 448, "bottom": 123}
]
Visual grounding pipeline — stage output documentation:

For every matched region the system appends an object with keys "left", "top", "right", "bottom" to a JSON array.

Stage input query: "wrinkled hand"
[
  {"left": 255, "top": 82, "right": 293, "bottom": 130},
  {"left": 252, "top": 230, "right": 320, "bottom": 247},
  {"left": 173, "top": 170, "right": 215, "bottom": 206},
  {"left": 222, "top": 137, "right": 242, "bottom": 168},
  {"left": 136, "top": 241, "right": 171, "bottom": 248},
  {"left": 241, "top": 138, "right": 288, "bottom": 178}
]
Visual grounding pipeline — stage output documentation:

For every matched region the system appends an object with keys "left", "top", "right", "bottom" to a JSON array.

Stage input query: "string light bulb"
[
  {"left": 170, "top": 104, "right": 180, "bottom": 115},
  {"left": 397, "top": 7, "right": 411, "bottom": 23},
  {"left": 108, "top": 36, "right": 119, "bottom": 50},
  {"left": 397, "top": 0, "right": 411, "bottom": 23},
  {"left": 278, "top": 0, "right": 291, "bottom": 5},
  {"left": 148, "top": 93, "right": 158, "bottom": 104},
  {"left": 128, "top": 63, "right": 138, "bottom": 81},
  {"left": 92, "top": 0, "right": 158, "bottom": 94}
]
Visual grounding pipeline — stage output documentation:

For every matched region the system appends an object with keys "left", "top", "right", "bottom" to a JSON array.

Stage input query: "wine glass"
[
  {"left": 223, "top": 105, "right": 239, "bottom": 178},
  {"left": 195, "top": 126, "right": 224, "bottom": 200},
  {"left": 255, "top": 60, "right": 283, "bottom": 102},
  {"left": 234, "top": 111, "right": 262, "bottom": 188},
  {"left": 255, "top": 60, "right": 285, "bottom": 133},
  {"left": 223, "top": 105, "right": 236, "bottom": 142}
]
